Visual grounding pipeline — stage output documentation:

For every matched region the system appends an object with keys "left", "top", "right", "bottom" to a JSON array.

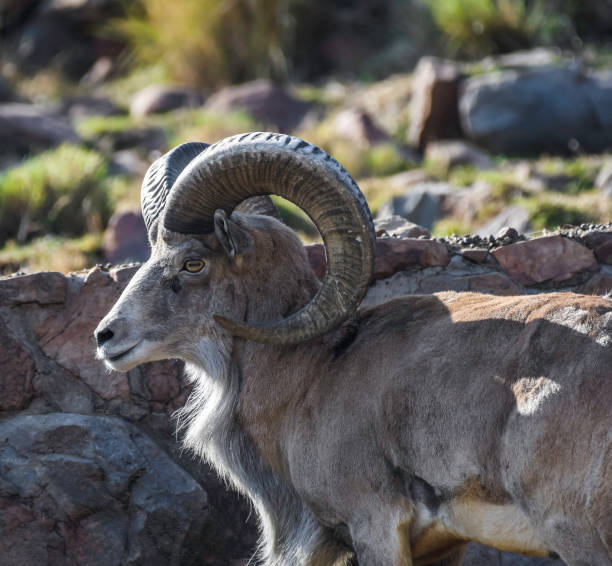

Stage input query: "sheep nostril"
[{"left": 96, "top": 328, "right": 114, "bottom": 347}]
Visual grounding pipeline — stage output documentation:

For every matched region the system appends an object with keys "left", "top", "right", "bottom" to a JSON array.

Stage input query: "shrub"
[
  {"left": 426, "top": 0, "right": 574, "bottom": 57},
  {"left": 521, "top": 196, "right": 595, "bottom": 230},
  {"left": 0, "top": 145, "right": 110, "bottom": 244},
  {"left": 115, "top": 0, "right": 295, "bottom": 88}
]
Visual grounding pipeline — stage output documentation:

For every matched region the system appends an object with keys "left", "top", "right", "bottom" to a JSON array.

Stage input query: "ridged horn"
[
  {"left": 141, "top": 142, "right": 210, "bottom": 241},
  {"left": 141, "top": 142, "right": 280, "bottom": 241},
  {"left": 161, "top": 131, "right": 375, "bottom": 345}
]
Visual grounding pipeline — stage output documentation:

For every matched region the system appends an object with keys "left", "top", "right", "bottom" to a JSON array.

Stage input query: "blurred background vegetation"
[{"left": 0, "top": 0, "right": 610, "bottom": 273}]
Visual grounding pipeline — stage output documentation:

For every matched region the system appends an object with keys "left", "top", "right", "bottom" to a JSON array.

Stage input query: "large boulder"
[
  {"left": 408, "top": 57, "right": 464, "bottom": 149},
  {"left": 103, "top": 210, "right": 150, "bottom": 264},
  {"left": 460, "top": 66, "right": 612, "bottom": 154},
  {"left": 130, "top": 85, "right": 206, "bottom": 118},
  {"left": 376, "top": 182, "right": 454, "bottom": 230},
  {"left": 204, "top": 79, "right": 313, "bottom": 133},
  {"left": 0, "top": 413, "right": 213, "bottom": 566},
  {"left": 0, "top": 103, "right": 80, "bottom": 155}
]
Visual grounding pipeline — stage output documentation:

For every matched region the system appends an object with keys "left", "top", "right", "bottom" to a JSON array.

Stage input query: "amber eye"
[{"left": 182, "top": 259, "right": 205, "bottom": 273}]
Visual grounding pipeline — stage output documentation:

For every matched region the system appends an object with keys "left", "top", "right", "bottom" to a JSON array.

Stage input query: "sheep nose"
[{"left": 96, "top": 327, "right": 114, "bottom": 347}]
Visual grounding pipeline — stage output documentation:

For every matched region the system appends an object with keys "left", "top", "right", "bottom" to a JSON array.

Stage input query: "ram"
[{"left": 95, "top": 133, "right": 611, "bottom": 566}]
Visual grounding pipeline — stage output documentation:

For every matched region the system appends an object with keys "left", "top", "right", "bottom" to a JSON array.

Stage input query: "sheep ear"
[{"left": 213, "top": 209, "right": 250, "bottom": 257}]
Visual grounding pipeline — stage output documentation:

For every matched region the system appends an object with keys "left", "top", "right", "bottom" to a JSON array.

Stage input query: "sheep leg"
[{"left": 348, "top": 501, "right": 414, "bottom": 566}]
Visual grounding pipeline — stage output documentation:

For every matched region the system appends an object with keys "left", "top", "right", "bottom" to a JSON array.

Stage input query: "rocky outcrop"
[
  {"left": 204, "top": 79, "right": 313, "bottom": 133},
  {"left": 1, "top": 223, "right": 610, "bottom": 564},
  {"left": 0, "top": 413, "right": 210, "bottom": 566},
  {"left": 130, "top": 85, "right": 206, "bottom": 118},
  {"left": 0, "top": 103, "right": 80, "bottom": 156},
  {"left": 460, "top": 66, "right": 612, "bottom": 154},
  {"left": 408, "top": 57, "right": 464, "bottom": 149}
]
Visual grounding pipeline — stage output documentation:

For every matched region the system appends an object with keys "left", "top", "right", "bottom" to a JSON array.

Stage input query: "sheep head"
[{"left": 94, "top": 132, "right": 375, "bottom": 371}]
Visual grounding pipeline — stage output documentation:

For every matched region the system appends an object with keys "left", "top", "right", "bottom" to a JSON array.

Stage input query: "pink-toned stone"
[
  {"left": 307, "top": 238, "right": 450, "bottom": 281},
  {"left": 469, "top": 272, "right": 523, "bottom": 295},
  {"left": 141, "top": 359, "right": 181, "bottom": 403},
  {"left": 374, "top": 238, "right": 450, "bottom": 280},
  {"left": 103, "top": 210, "right": 150, "bottom": 264},
  {"left": 580, "top": 273, "right": 612, "bottom": 296},
  {"left": 0, "top": 271, "right": 67, "bottom": 306},
  {"left": 461, "top": 248, "right": 490, "bottom": 263},
  {"left": 408, "top": 57, "right": 464, "bottom": 149},
  {"left": 204, "top": 79, "right": 312, "bottom": 132},
  {"left": 40, "top": 267, "right": 129, "bottom": 401},
  {"left": 332, "top": 107, "right": 390, "bottom": 146},
  {"left": 0, "top": 319, "right": 35, "bottom": 411},
  {"left": 492, "top": 236, "right": 597, "bottom": 285},
  {"left": 419, "top": 274, "right": 470, "bottom": 294},
  {"left": 582, "top": 231, "right": 612, "bottom": 264}
]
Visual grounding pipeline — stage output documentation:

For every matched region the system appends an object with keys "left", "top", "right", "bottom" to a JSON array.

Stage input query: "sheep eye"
[{"left": 182, "top": 259, "right": 205, "bottom": 273}]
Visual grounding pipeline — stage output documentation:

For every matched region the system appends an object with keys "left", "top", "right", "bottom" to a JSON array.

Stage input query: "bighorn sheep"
[{"left": 95, "top": 132, "right": 612, "bottom": 566}]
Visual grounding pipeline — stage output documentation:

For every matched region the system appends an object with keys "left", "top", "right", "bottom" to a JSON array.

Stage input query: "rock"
[
  {"left": 96, "top": 126, "right": 167, "bottom": 154},
  {"left": 582, "top": 231, "right": 612, "bottom": 264},
  {"left": 362, "top": 271, "right": 418, "bottom": 308},
  {"left": 4, "top": 16, "right": 95, "bottom": 79},
  {"left": 376, "top": 182, "right": 454, "bottom": 230},
  {"left": 469, "top": 272, "right": 523, "bottom": 295},
  {"left": 0, "top": 318, "right": 35, "bottom": 411},
  {"left": 492, "top": 236, "right": 597, "bottom": 285},
  {"left": 130, "top": 85, "right": 205, "bottom": 118},
  {"left": 477, "top": 205, "right": 532, "bottom": 238},
  {"left": 595, "top": 160, "right": 612, "bottom": 198},
  {"left": 480, "top": 47, "right": 561, "bottom": 71},
  {"left": 443, "top": 181, "right": 493, "bottom": 226},
  {"left": 81, "top": 56, "right": 114, "bottom": 85},
  {"left": 418, "top": 273, "right": 470, "bottom": 293},
  {"left": 347, "top": 73, "right": 412, "bottom": 135},
  {"left": 331, "top": 107, "right": 390, "bottom": 146},
  {"left": 495, "top": 226, "right": 520, "bottom": 243},
  {"left": 204, "top": 79, "right": 313, "bottom": 133},
  {"left": 0, "top": 103, "right": 80, "bottom": 155},
  {"left": 103, "top": 211, "right": 150, "bottom": 264},
  {"left": 460, "top": 66, "right": 612, "bottom": 154},
  {"left": 0, "top": 413, "right": 211, "bottom": 566},
  {"left": 39, "top": 267, "right": 130, "bottom": 401},
  {"left": 374, "top": 216, "right": 430, "bottom": 239},
  {"left": 50, "top": 95, "right": 122, "bottom": 120},
  {"left": 374, "top": 238, "right": 449, "bottom": 279},
  {"left": 425, "top": 139, "right": 494, "bottom": 171},
  {"left": 408, "top": 57, "right": 464, "bottom": 149},
  {"left": 0, "top": 271, "right": 67, "bottom": 306},
  {"left": 306, "top": 237, "right": 449, "bottom": 281},
  {"left": 141, "top": 359, "right": 182, "bottom": 405},
  {"left": 581, "top": 272, "right": 612, "bottom": 296},
  {"left": 109, "top": 149, "right": 150, "bottom": 177},
  {"left": 461, "top": 249, "right": 490, "bottom": 263}
]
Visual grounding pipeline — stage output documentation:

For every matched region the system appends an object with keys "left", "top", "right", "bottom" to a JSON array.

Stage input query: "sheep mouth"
[{"left": 107, "top": 342, "right": 141, "bottom": 362}]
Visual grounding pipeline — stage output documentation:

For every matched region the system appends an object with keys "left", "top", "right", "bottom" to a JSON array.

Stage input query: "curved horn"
[
  {"left": 141, "top": 142, "right": 281, "bottom": 241},
  {"left": 141, "top": 142, "right": 209, "bottom": 240},
  {"left": 162, "top": 132, "right": 375, "bottom": 345}
]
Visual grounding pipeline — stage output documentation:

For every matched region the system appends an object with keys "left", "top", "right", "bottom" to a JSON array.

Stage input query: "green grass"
[
  {"left": 519, "top": 195, "right": 597, "bottom": 230},
  {"left": 0, "top": 233, "right": 103, "bottom": 274},
  {"left": 426, "top": 0, "right": 573, "bottom": 57},
  {"left": 535, "top": 156, "right": 598, "bottom": 194},
  {"left": 432, "top": 218, "right": 472, "bottom": 237},
  {"left": 76, "top": 115, "right": 137, "bottom": 138},
  {"left": 0, "top": 144, "right": 110, "bottom": 244}
]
